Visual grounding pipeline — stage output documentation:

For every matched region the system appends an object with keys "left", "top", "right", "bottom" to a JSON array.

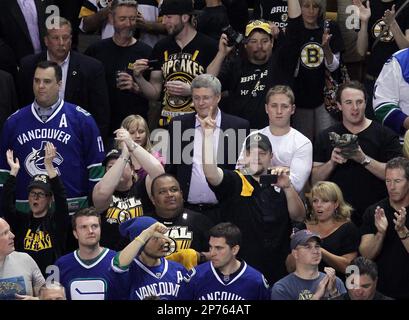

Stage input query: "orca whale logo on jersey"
[
  {"left": 372, "top": 19, "right": 393, "bottom": 42},
  {"left": 300, "top": 42, "right": 324, "bottom": 69},
  {"left": 24, "top": 141, "right": 63, "bottom": 177}
]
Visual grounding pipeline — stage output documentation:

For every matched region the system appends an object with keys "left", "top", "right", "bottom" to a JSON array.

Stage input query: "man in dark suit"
[
  {"left": 0, "top": 70, "right": 18, "bottom": 133},
  {"left": 18, "top": 17, "right": 110, "bottom": 142},
  {"left": 166, "top": 74, "right": 249, "bottom": 223},
  {"left": 0, "top": 0, "right": 53, "bottom": 64}
]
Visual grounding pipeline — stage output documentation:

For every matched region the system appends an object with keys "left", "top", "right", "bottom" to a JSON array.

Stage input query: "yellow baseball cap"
[{"left": 245, "top": 20, "right": 272, "bottom": 37}]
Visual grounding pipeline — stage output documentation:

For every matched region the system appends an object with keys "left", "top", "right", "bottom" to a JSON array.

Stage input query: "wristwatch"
[{"left": 361, "top": 156, "right": 371, "bottom": 166}]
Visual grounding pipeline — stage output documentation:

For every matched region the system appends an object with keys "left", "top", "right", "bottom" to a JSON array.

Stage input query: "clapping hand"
[{"left": 374, "top": 206, "right": 388, "bottom": 235}]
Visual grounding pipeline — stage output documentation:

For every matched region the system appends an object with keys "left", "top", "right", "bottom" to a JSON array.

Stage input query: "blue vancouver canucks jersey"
[
  {"left": 112, "top": 256, "right": 187, "bottom": 300},
  {"left": 181, "top": 261, "right": 270, "bottom": 300},
  {"left": 54, "top": 248, "right": 127, "bottom": 300},
  {"left": 0, "top": 101, "right": 105, "bottom": 212}
]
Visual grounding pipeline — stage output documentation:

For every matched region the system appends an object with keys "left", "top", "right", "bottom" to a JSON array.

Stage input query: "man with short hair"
[
  {"left": 181, "top": 222, "right": 270, "bottom": 300},
  {"left": 85, "top": 0, "right": 152, "bottom": 139},
  {"left": 133, "top": 0, "right": 218, "bottom": 127},
  {"left": 271, "top": 229, "right": 346, "bottom": 300},
  {"left": 19, "top": 17, "right": 110, "bottom": 141},
  {"left": 201, "top": 115, "right": 305, "bottom": 283},
  {"left": 79, "top": 0, "right": 165, "bottom": 46},
  {"left": 166, "top": 74, "right": 249, "bottom": 223},
  {"left": 237, "top": 85, "right": 312, "bottom": 193},
  {"left": 359, "top": 157, "right": 409, "bottom": 299},
  {"left": 149, "top": 173, "right": 213, "bottom": 255},
  {"left": 54, "top": 207, "right": 127, "bottom": 300},
  {"left": 112, "top": 216, "right": 187, "bottom": 300},
  {"left": 333, "top": 256, "right": 392, "bottom": 300},
  {"left": 0, "top": 61, "right": 105, "bottom": 215},
  {"left": 312, "top": 81, "right": 402, "bottom": 226},
  {"left": 0, "top": 217, "right": 45, "bottom": 300},
  {"left": 38, "top": 282, "right": 66, "bottom": 300}
]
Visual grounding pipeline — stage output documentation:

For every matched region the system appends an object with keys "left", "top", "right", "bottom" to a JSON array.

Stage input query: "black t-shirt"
[
  {"left": 209, "top": 169, "right": 292, "bottom": 283},
  {"left": 99, "top": 177, "right": 152, "bottom": 251},
  {"left": 253, "top": 0, "right": 289, "bottom": 30},
  {"left": 148, "top": 208, "right": 214, "bottom": 253},
  {"left": 85, "top": 38, "right": 152, "bottom": 133},
  {"left": 293, "top": 20, "right": 344, "bottom": 109},
  {"left": 2, "top": 175, "right": 69, "bottom": 276},
  {"left": 20, "top": 217, "right": 58, "bottom": 277},
  {"left": 150, "top": 32, "right": 218, "bottom": 126},
  {"left": 196, "top": 5, "right": 230, "bottom": 41},
  {"left": 367, "top": 0, "right": 409, "bottom": 78},
  {"left": 317, "top": 222, "right": 360, "bottom": 281},
  {"left": 218, "top": 16, "right": 301, "bottom": 130},
  {"left": 313, "top": 121, "right": 402, "bottom": 226},
  {"left": 361, "top": 198, "right": 409, "bottom": 299}
]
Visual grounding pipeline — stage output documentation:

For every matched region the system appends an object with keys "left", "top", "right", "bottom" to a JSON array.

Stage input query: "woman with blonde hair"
[
  {"left": 120, "top": 114, "right": 165, "bottom": 179},
  {"left": 306, "top": 181, "right": 360, "bottom": 278}
]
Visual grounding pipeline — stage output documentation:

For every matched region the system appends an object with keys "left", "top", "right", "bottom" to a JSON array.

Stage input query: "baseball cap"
[
  {"left": 290, "top": 229, "right": 321, "bottom": 250},
  {"left": 28, "top": 174, "right": 52, "bottom": 194},
  {"left": 245, "top": 133, "right": 272, "bottom": 153},
  {"left": 102, "top": 149, "right": 122, "bottom": 167},
  {"left": 159, "top": 0, "right": 194, "bottom": 16},
  {"left": 119, "top": 216, "right": 158, "bottom": 240},
  {"left": 245, "top": 20, "right": 272, "bottom": 37}
]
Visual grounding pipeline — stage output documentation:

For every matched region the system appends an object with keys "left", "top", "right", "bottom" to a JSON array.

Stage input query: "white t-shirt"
[{"left": 237, "top": 127, "right": 313, "bottom": 193}]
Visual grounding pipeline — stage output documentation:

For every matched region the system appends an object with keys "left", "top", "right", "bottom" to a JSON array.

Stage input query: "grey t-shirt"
[
  {"left": 0, "top": 251, "right": 45, "bottom": 299},
  {"left": 271, "top": 272, "right": 346, "bottom": 300}
]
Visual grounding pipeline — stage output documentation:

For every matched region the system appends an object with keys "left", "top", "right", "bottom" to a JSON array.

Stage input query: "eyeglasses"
[{"left": 29, "top": 191, "right": 49, "bottom": 199}]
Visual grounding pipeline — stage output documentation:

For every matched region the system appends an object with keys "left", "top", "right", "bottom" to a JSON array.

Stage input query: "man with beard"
[
  {"left": 85, "top": 0, "right": 151, "bottom": 141},
  {"left": 132, "top": 0, "right": 218, "bottom": 128},
  {"left": 54, "top": 207, "right": 127, "bottom": 300},
  {"left": 206, "top": 16, "right": 300, "bottom": 130}
]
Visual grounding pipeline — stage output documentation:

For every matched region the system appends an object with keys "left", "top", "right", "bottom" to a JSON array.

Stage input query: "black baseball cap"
[
  {"left": 245, "top": 133, "right": 272, "bottom": 153},
  {"left": 28, "top": 174, "right": 52, "bottom": 194},
  {"left": 159, "top": 0, "right": 194, "bottom": 16}
]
